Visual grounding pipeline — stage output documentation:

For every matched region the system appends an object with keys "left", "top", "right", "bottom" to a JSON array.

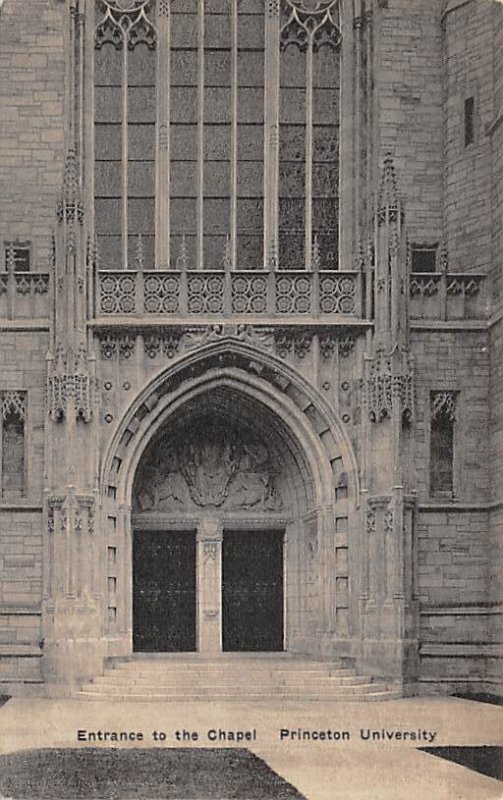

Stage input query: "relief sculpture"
[{"left": 133, "top": 424, "right": 282, "bottom": 513}]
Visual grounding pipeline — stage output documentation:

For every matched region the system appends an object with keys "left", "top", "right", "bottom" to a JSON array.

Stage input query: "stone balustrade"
[
  {"left": 0, "top": 271, "right": 50, "bottom": 320},
  {"left": 96, "top": 269, "right": 363, "bottom": 320},
  {"left": 409, "top": 272, "right": 488, "bottom": 321}
]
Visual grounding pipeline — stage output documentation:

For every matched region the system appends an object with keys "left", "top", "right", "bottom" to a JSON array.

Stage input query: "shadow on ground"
[
  {"left": 420, "top": 746, "right": 503, "bottom": 782},
  {"left": 0, "top": 747, "right": 306, "bottom": 800}
]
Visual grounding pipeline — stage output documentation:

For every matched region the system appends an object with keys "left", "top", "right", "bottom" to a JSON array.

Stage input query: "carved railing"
[
  {"left": 96, "top": 269, "right": 362, "bottom": 320},
  {"left": 409, "top": 272, "right": 487, "bottom": 321},
  {"left": 0, "top": 271, "right": 50, "bottom": 319}
]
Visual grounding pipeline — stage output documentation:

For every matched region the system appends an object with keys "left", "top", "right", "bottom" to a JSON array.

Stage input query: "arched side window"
[
  {"left": 1, "top": 391, "right": 26, "bottom": 498},
  {"left": 93, "top": 0, "right": 341, "bottom": 271},
  {"left": 430, "top": 391, "right": 457, "bottom": 496}
]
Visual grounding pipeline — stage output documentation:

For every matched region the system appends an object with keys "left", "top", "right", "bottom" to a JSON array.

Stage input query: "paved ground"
[{"left": 0, "top": 696, "right": 501, "bottom": 799}]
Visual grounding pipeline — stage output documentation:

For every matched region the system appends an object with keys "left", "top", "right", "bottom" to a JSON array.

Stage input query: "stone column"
[{"left": 196, "top": 516, "right": 222, "bottom": 654}]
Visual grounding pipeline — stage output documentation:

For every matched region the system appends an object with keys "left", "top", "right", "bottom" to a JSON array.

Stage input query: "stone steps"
[
  {"left": 75, "top": 656, "right": 400, "bottom": 702},
  {"left": 76, "top": 689, "right": 402, "bottom": 703},
  {"left": 78, "top": 682, "right": 390, "bottom": 697}
]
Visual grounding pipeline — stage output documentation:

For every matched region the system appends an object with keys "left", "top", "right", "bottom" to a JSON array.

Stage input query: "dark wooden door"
[
  {"left": 133, "top": 530, "right": 196, "bottom": 652},
  {"left": 222, "top": 529, "right": 284, "bottom": 652}
]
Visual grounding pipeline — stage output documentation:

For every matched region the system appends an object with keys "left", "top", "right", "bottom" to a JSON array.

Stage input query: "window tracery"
[
  {"left": 280, "top": 0, "right": 341, "bottom": 52},
  {"left": 1, "top": 391, "right": 26, "bottom": 498},
  {"left": 93, "top": 0, "right": 341, "bottom": 271},
  {"left": 95, "top": 0, "right": 156, "bottom": 50}
]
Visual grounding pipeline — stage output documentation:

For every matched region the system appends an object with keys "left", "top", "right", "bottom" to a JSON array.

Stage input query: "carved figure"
[{"left": 133, "top": 427, "right": 283, "bottom": 512}]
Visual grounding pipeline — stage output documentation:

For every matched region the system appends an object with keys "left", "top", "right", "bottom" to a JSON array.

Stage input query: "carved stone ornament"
[
  {"left": 203, "top": 542, "right": 218, "bottom": 563},
  {"left": 377, "top": 155, "right": 403, "bottom": 226},
  {"left": 143, "top": 331, "right": 181, "bottom": 359},
  {"left": 431, "top": 391, "right": 457, "bottom": 423},
  {"left": 56, "top": 150, "right": 84, "bottom": 254},
  {"left": 318, "top": 331, "right": 355, "bottom": 359},
  {"left": 363, "top": 348, "right": 414, "bottom": 424},
  {"left": 1, "top": 390, "right": 26, "bottom": 422},
  {"left": 281, "top": 0, "right": 341, "bottom": 52},
  {"left": 133, "top": 423, "right": 282, "bottom": 514},
  {"left": 384, "top": 508, "right": 394, "bottom": 533},
  {"left": 185, "top": 324, "right": 274, "bottom": 353},
  {"left": 95, "top": 0, "right": 156, "bottom": 50},
  {"left": 366, "top": 510, "right": 376, "bottom": 535},
  {"left": 47, "top": 344, "right": 95, "bottom": 423}
]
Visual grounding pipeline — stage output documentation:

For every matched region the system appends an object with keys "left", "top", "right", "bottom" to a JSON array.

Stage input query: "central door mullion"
[{"left": 196, "top": 516, "right": 223, "bottom": 654}]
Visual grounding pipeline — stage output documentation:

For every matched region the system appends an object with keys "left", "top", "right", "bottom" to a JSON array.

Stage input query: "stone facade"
[{"left": 0, "top": 0, "right": 501, "bottom": 698}]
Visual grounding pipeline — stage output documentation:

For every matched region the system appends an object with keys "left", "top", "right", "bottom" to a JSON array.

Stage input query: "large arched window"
[{"left": 93, "top": 0, "right": 341, "bottom": 271}]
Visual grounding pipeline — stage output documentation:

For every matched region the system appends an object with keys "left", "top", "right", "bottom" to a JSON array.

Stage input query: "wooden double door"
[{"left": 133, "top": 528, "right": 284, "bottom": 653}]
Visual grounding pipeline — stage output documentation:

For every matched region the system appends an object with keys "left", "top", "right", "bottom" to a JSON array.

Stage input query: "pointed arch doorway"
[{"left": 131, "top": 386, "right": 315, "bottom": 655}]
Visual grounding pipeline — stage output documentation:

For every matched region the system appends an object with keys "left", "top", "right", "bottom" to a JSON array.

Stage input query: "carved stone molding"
[
  {"left": 185, "top": 324, "right": 275, "bottom": 353},
  {"left": 1, "top": 390, "right": 26, "bottom": 422},
  {"left": 274, "top": 331, "right": 293, "bottom": 359},
  {"left": 46, "top": 494, "right": 95, "bottom": 537},
  {"left": 134, "top": 425, "right": 283, "bottom": 514},
  {"left": 144, "top": 331, "right": 181, "bottom": 359},
  {"left": 47, "top": 344, "right": 95, "bottom": 423},
  {"left": 203, "top": 542, "right": 218, "bottom": 563},
  {"left": 95, "top": 0, "right": 156, "bottom": 50},
  {"left": 366, "top": 510, "right": 376, "bottom": 535},
  {"left": 318, "top": 331, "right": 355, "bottom": 359},
  {"left": 294, "top": 332, "right": 313, "bottom": 359},
  {"left": 363, "top": 349, "right": 414, "bottom": 424},
  {"left": 376, "top": 154, "right": 403, "bottom": 225},
  {"left": 274, "top": 329, "right": 318, "bottom": 359},
  {"left": 384, "top": 508, "right": 394, "bottom": 533},
  {"left": 56, "top": 150, "right": 84, "bottom": 249},
  {"left": 281, "top": 0, "right": 342, "bottom": 52},
  {"left": 97, "top": 331, "right": 136, "bottom": 360},
  {"left": 431, "top": 390, "right": 457, "bottom": 423}
]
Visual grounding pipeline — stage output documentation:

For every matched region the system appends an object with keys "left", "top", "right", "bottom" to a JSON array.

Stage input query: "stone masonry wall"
[
  {"left": 0, "top": 0, "right": 65, "bottom": 269},
  {"left": 0, "top": 330, "right": 48, "bottom": 682},
  {"left": 411, "top": 328, "right": 491, "bottom": 692},
  {"left": 412, "top": 329, "right": 490, "bottom": 503},
  {"left": 375, "top": 0, "right": 443, "bottom": 247},
  {"left": 443, "top": 0, "right": 493, "bottom": 273}
]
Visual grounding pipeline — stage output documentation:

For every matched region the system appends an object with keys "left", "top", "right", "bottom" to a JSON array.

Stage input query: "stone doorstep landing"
[{"left": 76, "top": 655, "right": 401, "bottom": 702}]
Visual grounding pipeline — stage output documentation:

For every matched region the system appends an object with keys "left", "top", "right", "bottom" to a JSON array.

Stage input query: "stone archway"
[
  {"left": 100, "top": 341, "right": 359, "bottom": 661},
  {"left": 130, "top": 385, "right": 316, "bottom": 655}
]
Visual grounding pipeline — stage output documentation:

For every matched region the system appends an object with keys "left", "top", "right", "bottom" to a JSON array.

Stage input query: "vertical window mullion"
[
  {"left": 121, "top": 28, "right": 129, "bottom": 270},
  {"left": 305, "top": 38, "right": 314, "bottom": 270},
  {"left": 230, "top": 0, "right": 238, "bottom": 270},
  {"left": 264, "top": 4, "right": 280, "bottom": 268},
  {"left": 156, "top": 4, "right": 171, "bottom": 269},
  {"left": 197, "top": 0, "right": 205, "bottom": 271}
]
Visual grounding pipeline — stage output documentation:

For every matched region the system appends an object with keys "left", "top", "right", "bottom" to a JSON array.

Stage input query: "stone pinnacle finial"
[
  {"left": 377, "top": 153, "right": 403, "bottom": 223},
  {"left": 63, "top": 149, "right": 79, "bottom": 200},
  {"left": 57, "top": 149, "right": 83, "bottom": 224},
  {"left": 378, "top": 154, "right": 398, "bottom": 208}
]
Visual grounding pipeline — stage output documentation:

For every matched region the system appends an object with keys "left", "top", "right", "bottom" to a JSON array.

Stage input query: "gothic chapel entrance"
[{"left": 131, "top": 389, "right": 315, "bottom": 655}]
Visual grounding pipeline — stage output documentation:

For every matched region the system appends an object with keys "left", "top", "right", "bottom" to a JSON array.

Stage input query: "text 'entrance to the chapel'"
[
  {"left": 133, "top": 530, "right": 197, "bottom": 653},
  {"left": 222, "top": 529, "right": 284, "bottom": 653}
]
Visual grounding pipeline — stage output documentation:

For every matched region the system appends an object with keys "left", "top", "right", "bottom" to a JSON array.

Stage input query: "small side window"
[
  {"left": 464, "top": 96, "right": 475, "bottom": 147},
  {"left": 1, "top": 391, "right": 26, "bottom": 498},
  {"left": 430, "top": 391, "right": 457, "bottom": 496},
  {"left": 411, "top": 244, "right": 438, "bottom": 273},
  {"left": 5, "top": 241, "right": 31, "bottom": 271}
]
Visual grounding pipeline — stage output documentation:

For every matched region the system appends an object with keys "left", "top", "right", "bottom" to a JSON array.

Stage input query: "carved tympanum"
[{"left": 133, "top": 420, "right": 282, "bottom": 513}]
